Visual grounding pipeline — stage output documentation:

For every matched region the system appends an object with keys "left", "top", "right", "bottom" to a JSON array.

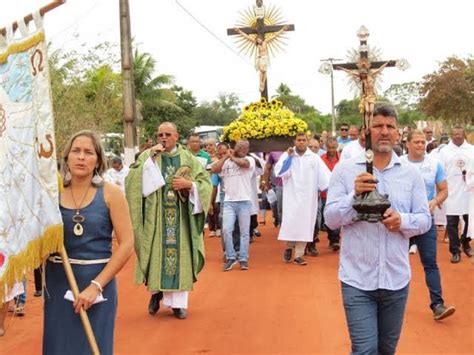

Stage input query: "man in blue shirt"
[
  {"left": 336, "top": 123, "right": 352, "bottom": 146},
  {"left": 325, "top": 103, "right": 431, "bottom": 355},
  {"left": 401, "top": 130, "right": 455, "bottom": 320}
]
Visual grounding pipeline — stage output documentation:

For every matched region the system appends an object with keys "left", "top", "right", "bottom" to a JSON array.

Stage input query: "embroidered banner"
[{"left": 0, "top": 14, "right": 63, "bottom": 301}]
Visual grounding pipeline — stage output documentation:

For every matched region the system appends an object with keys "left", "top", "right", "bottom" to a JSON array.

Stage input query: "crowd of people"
[{"left": 1, "top": 103, "right": 472, "bottom": 355}]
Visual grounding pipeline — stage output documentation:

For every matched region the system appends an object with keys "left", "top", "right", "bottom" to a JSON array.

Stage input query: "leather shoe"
[
  {"left": 463, "top": 248, "right": 472, "bottom": 257},
  {"left": 148, "top": 292, "right": 163, "bottom": 315},
  {"left": 450, "top": 253, "right": 461, "bottom": 263},
  {"left": 172, "top": 308, "right": 187, "bottom": 319}
]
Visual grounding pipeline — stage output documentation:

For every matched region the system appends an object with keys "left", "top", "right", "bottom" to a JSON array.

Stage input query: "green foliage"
[
  {"left": 335, "top": 99, "right": 362, "bottom": 127},
  {"left": 273, "top": 82, "right": 318, "bottom": 115},
  {"left": 48, "top": 43, "right": 123, "bottom": 154},
  {"left": 420, "top": 56, "right": 474, "bottom": 125},
  {"left": 192, "top": 93, "right": 241, "bottom": 127}
]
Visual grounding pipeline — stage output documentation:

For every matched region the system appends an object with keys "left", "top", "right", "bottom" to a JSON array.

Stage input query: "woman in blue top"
[
  {"left": 43, "top": 130, "right": 134, "bottom": 354},
  {"left": 401, "top": 129, "right": 455, "bottom": 321}
]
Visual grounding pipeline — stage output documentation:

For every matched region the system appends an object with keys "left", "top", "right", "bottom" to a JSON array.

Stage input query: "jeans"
[
  {"left": 411, "top": 220, "right": 444, "bottom": 309},
  {"left": 341, "top": 282, "right": 409, "bottom": 355},
  {"left": 222, "top": 201, "right": 251, "bottom": 262},
  {"left": 447, "top": 214, "right": 470, "bottom": 255},
  {"left": 15, "top": 278, "right": 27, "bottom": 304}
]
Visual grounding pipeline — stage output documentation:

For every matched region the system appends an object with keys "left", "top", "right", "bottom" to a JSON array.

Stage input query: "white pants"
[{"left": 158, "top": 291, "right": 189, "bottom": 309}]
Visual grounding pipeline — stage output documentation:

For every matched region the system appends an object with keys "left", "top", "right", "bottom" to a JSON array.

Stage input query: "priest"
[{"left": 126, "top": 122, "right": 211, "bottom": 319}]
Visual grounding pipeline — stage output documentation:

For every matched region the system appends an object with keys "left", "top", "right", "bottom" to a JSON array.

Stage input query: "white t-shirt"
[
  {"left": 438, "top": 141, "right": 473, "bottom": 215},
  {"left": 339, "top": 139, "right": 365, "bottom": 161},
  {"left": 219, "top": 157, "right": 255, "bottom": 202},
  {"left": 104, "top": 166, "right": 130, "bottom": 193}
]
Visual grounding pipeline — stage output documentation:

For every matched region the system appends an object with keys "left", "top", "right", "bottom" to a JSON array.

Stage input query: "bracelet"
[{"left": 90, "top": 280, "right": 103, "bottom": 293}]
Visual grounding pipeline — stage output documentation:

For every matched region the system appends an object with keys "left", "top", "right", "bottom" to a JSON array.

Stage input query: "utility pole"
[
  {"left": 319, "top": 57, "right": 342, "bottom": 137},
  {"left": 119, "top": 0, "right": 137, "bottom": 165}
]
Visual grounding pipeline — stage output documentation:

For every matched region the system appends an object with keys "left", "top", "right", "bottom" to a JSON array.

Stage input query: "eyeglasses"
[{"left": 157, "top": 133, "right": 172, "bottom": 138}]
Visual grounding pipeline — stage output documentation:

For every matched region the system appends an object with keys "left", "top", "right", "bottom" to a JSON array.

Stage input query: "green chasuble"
[{"left": 126, "top": 144, "right": 211, "bottom": 291}]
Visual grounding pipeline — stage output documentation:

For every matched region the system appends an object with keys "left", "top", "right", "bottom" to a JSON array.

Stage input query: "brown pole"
[
  {"left": 0, "top": 0, "right": 66, "bottom": 36},
  {"left": 59, "top": 245, "right": 100, "bottom": 355},
  {"left": 119, "top": 0, "right": 138, "bottom": 166}
]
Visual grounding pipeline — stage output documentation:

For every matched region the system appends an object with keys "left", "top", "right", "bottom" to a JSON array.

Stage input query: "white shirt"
[
  {"left": 104, "top": 166, "right": 129, "bottom": 192},
  {"left": 339, "top": 139, "right": 365, "bottom": 161},
  {"left": 219, "top": 157, "right": 255, "bottom": 202},
  {"left": 438, "top": 141, "right": 473, "bottom": 215}
]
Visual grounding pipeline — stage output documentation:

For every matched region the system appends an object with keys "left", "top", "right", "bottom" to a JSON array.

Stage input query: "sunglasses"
[
  {"left": 340, "top": 128, "right": 348, "bottom": 131},
  {"left": 157, "top": 133, "right": 172, "bottom": 138}
]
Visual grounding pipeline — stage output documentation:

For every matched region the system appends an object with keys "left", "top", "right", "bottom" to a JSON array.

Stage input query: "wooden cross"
[
  {"left": 227, "top": 0, "right": 294, "bottom": 101},
  {"left": 332, "top": 25, "right": 404, "bottom": 174}
]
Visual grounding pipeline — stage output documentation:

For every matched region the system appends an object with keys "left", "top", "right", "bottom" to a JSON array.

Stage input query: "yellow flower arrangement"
[{"left": 222, "top": 98, "right": 308, "bottom": 142}]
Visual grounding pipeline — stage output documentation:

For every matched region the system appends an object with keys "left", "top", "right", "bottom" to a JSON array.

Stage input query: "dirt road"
[{"left": 1, "top": 224, "right": 473, "bottom": 354}]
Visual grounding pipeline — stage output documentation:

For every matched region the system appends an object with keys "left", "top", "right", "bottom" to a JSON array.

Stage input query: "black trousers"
[{"left": 446, "top": 214, "right": 470, "bottom": 255}]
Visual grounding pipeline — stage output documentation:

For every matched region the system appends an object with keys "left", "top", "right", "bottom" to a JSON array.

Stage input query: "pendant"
[
  {"left": 72, "top": 211, "right": 85, "bottom": 237},
  {"left": 73, "top": 223, "right": 84, "bottom": 236}
]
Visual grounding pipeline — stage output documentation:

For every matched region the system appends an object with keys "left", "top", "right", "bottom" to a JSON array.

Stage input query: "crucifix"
[
  {"left": 227, "top": 0, "right": 294, "bottom": 101},
  {"left": 332, "top": 25, "right": 408, "bottom": 222}
]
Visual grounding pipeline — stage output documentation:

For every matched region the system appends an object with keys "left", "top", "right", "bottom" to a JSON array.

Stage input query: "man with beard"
[{"left": 324, "top": 103, "right": 431, "bottom": 354}]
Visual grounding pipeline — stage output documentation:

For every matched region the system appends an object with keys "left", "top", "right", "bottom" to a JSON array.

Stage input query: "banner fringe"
[{"left": 1, "top": 224, "right": 63, "bottom": 302}]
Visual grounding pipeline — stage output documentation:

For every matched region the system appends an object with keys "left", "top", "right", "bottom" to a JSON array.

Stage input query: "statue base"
[{"left": 352, "top": 189, "right": 391, "bottom": 223}]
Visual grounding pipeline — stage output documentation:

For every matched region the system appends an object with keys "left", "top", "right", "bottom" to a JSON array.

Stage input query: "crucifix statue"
[
  {"left": 227, "top": 0, "right": 294, "bottom": 101},
  {"left": 333, "top": 26, "right": 408, "bottom": 222}
]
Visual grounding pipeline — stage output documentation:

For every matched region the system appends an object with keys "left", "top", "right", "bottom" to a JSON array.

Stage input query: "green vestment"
[{"left": 125, "top": 144, "right": 211, "bottom": 291}]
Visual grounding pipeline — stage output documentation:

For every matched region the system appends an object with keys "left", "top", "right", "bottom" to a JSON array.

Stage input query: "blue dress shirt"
[{"left": 324, "top": 152, "right": 431, "bottom": 291}]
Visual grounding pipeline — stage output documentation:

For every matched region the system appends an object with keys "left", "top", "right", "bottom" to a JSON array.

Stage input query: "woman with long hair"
[{"left": 43, "top": 130, "right": 133, "bottom": 354}]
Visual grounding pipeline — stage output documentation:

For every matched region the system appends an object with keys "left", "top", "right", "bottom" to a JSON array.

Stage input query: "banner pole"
[
  {"left": 0, "top": 0, "right": 66, "bottom": 36},
  {"left": 59, "top": 245, "right": 100, "bottom": 355}
]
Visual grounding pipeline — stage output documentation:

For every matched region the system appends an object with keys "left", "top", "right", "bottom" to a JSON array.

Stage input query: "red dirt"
[{"left": 1, "top": 224, "right": 473, "bottom": 354}]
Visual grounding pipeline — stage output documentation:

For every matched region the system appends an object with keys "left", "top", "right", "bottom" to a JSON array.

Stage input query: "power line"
[{"left": 174, "top": 0, "right": 252, "bottom": 67}]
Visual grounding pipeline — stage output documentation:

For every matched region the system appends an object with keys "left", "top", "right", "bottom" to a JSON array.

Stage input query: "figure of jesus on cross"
[
  {"left": 332, "top": 25, "right": 408, "bottom": 222},
  {"left": 227, "top": 0, "right": 294, "bottom": 100}
]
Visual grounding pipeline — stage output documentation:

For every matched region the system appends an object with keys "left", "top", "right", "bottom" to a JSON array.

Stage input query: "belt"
[{"left": 48, "top": 256, "right": 110, "bottom": 265}]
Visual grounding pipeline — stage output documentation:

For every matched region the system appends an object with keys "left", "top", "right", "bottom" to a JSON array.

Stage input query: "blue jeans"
[
  {"left": 222, "top": 201, "right": 251, "bottom": 262},
  {"left": 411, "top": 220, "right": 444, "bottom": 309},
  {"left": 341, "top": 282, "right": 409, "bottom": 355}
]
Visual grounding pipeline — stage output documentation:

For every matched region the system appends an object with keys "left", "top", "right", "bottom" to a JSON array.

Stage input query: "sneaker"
[
  {"left": 450, "top": 253, "right": 461, "bottom": 263},
  {"left": 254, "top": 228, "right": 261, "bottom": 237},
  {"left": 209, "top": 231, "right": 216, "bottom": 237},
  {"left": 283, "top": 248, "right": 292, "bottom": 263},
  {"left": 433, "top": 304, "right": 455, "bottom": 321},
  {"left": 330, "top": 242, "right": 341, "bottom": 252},
  {"left": 240, "top": 261, "right": 249, "bottom": 270},
  {"left": 14, "top": 303, "right": 25, "bottom": 317},
  {"left": 223, "top": 259, "right": 237, "bottom": 271},
  {"left": 409, "top": 244, "right": 418, "bottom": 254},
  {"left": 293, "top": 257, "right": 307, "bottom": 266},
  {"left": 306, "top": 244, "right": 319, "bottom": 257}
]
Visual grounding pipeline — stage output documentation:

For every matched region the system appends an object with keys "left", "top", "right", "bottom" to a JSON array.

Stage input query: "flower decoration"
[{"left": 222, "top": 98, "right": 308, "bottom": 142}]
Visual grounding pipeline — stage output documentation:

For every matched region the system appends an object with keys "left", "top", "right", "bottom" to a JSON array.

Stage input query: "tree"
[
  {"left": 419, "top": 56, "right": 474, "bottom": 125},
  {"left": 384, "top": 82, "right": 427, "bottom": 127},
  {"left": 273, "top": 83, "right": 316, "bottom": 115},
  {"left": 192, "top": 93, "right": 241, "bottom": 127},
  {"left": 49, "top": 44, "right": 123, "bottom": 153}
]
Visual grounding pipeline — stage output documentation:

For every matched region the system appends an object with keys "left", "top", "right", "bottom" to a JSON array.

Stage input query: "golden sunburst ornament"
[{"left": 233, "top": 3, "right": 289, "bottom": 64}]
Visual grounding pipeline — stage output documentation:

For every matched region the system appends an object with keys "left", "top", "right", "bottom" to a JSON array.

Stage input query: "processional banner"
[{"left": 0, "top": 13, "right": 63, "bottom": 301}]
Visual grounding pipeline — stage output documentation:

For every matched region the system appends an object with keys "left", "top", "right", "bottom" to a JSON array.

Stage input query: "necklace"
[{"left": 70, "top": 184, "right": 91, "bottom": 237}]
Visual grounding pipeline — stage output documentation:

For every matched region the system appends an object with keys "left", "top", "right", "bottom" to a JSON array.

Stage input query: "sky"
[{"left": 1, "top": 0, "right": 473, "bottom": 115}]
